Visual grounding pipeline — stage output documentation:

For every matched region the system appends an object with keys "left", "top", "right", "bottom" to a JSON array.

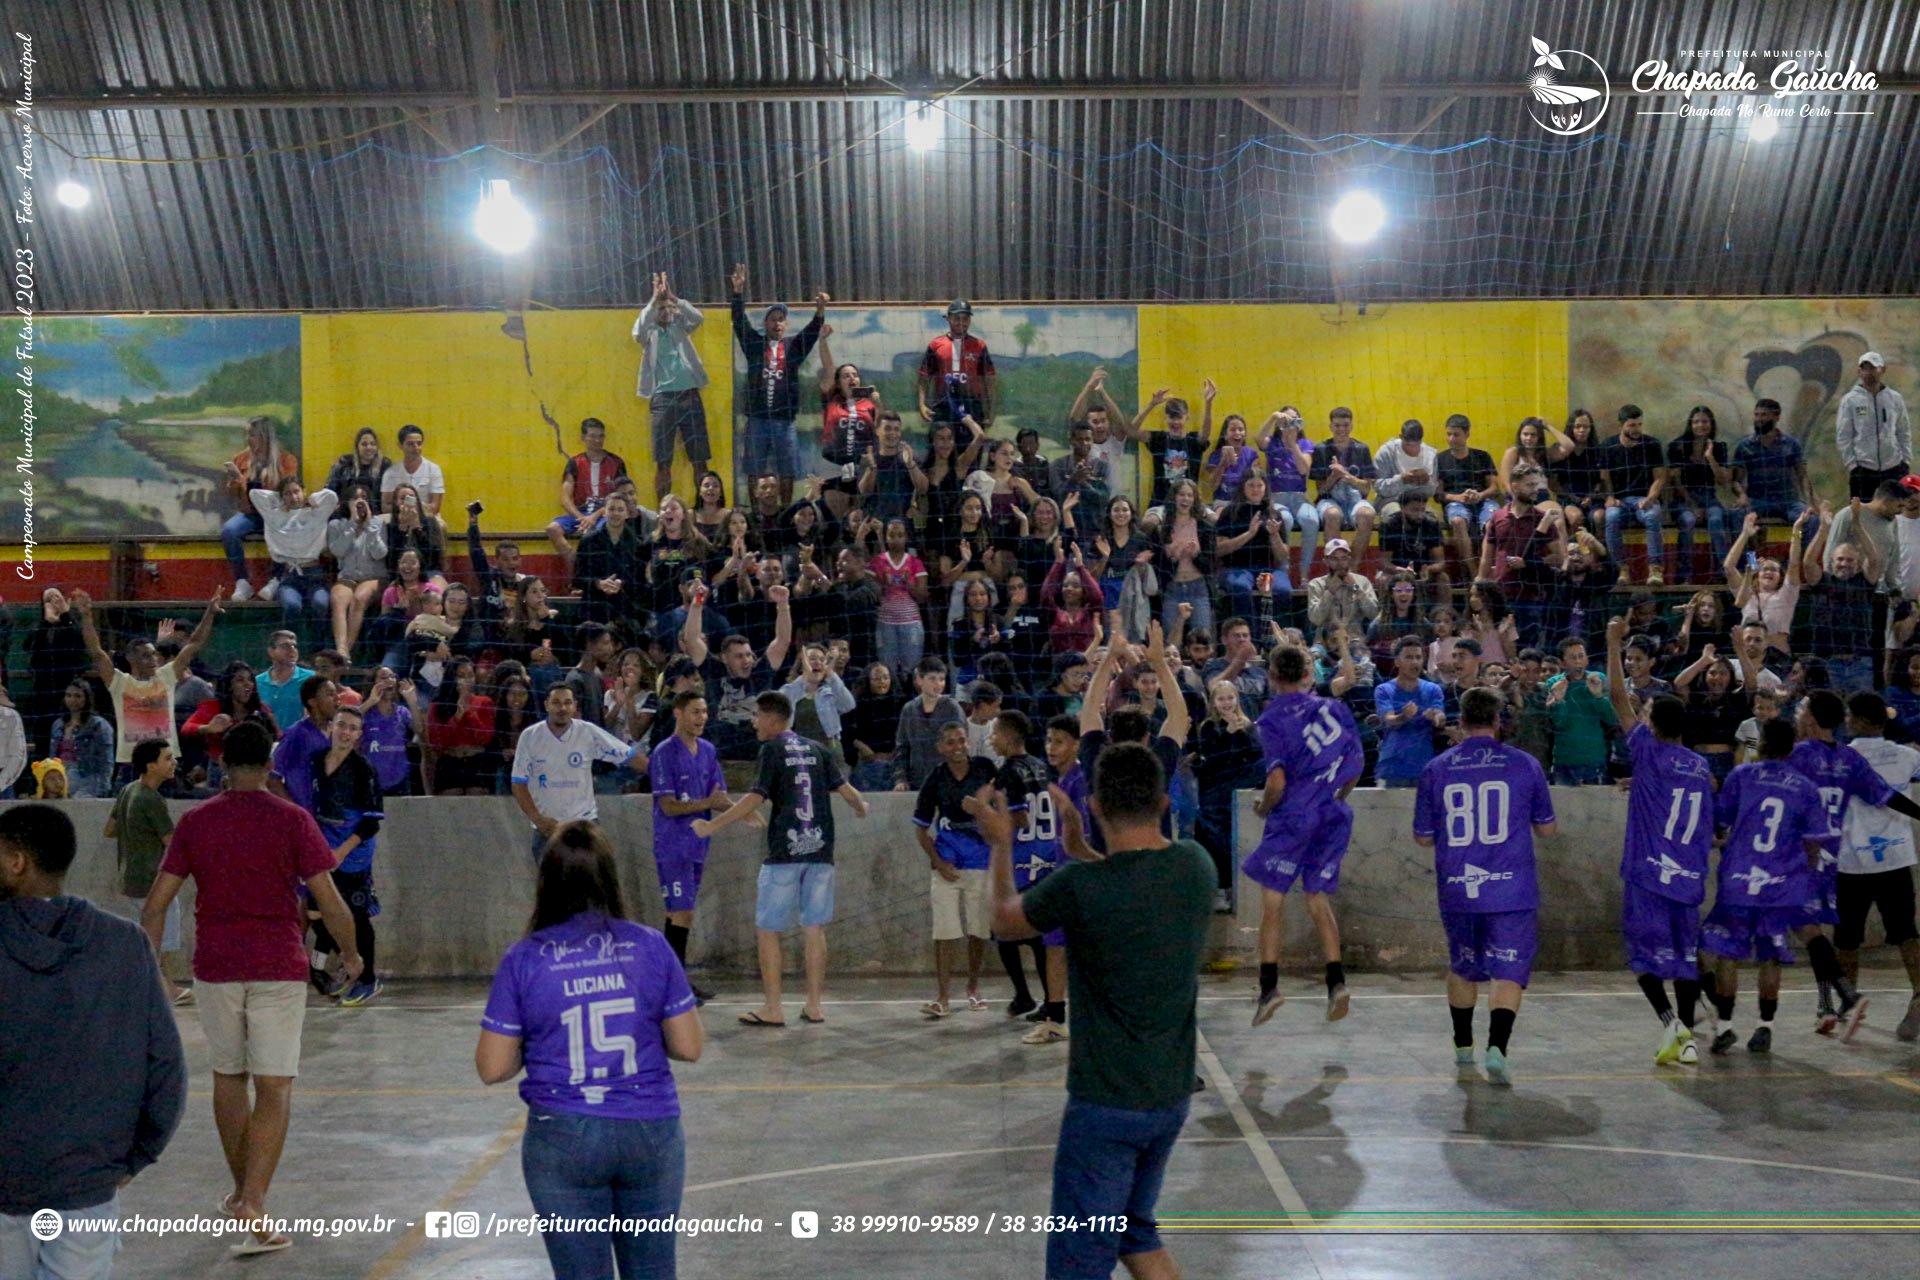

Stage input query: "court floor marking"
[
  {"left": 1195, "top": 1026, "right": 1346, "bottom": 1278},
  {"left": 362, "top": 1112, "right": 526, "bottom": 1280}
]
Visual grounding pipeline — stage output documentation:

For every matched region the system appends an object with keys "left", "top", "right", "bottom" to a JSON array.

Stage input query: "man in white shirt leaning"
[{"left": 1838, "top": 692, "right": 1920, "bottom": 1041}]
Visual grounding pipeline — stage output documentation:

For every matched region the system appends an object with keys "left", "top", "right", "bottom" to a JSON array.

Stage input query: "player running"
[
  {"left": 1244, "top": 643, "right": 1365, "bottom": 1026},
  {"left": 1605, "top": 616, "right": 1715, "bottom": 1066},
  {"left": 1414, "top": 687, "right": 1558, "bottom": 1085}
]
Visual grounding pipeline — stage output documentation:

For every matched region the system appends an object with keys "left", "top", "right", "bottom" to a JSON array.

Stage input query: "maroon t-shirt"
[{"left": 159, "top": 791, "right": 338, "bottom": 983}]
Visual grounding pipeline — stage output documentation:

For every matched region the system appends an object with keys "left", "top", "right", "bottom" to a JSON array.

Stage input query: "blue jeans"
[
  {"left": 1552, "top": 764, "right": 1606, "bottom": 786},
  {"left": 1218, "top": 567, "right": 1292, "bottom": 633},
  {"left": 221, "top": 511, "right": 265, "bottom": 581},
  {"left": 1444, "top": 498, "right": 1503, "bottom": 533},
  {"left": 1272, "top": 492, "right": 1321, "bottom": 581},
  {"left": 1604, "top": 498, "right": 1666, "bottom": 570},
  {"left": 1747, "top": 496, "right": 1818, "bottom": 540},
  {"left": 0, "top": 1196, "right": 122, "bottom": 1280},
  {"left": 1048, "top": 1097, "right": 1188, "bottom": 1279},
  {"left": 522, "top": 1108, "right": 686, "bottom": 1280},
  {"left": 1673, "top": 501, "right": 1734, "bottom": 579},
  {"left": 1508, "top": 599, "right": 1546, "bottom": 651},
  {"left": 743, "top": 415, "right": 800, "bottom": 481},
  {"left": 1161, "top": 577, "right": 1213, "bottom": 640},
  {"left": 276, "top": 564, "right": 330, "bottom": 631},
  {"left": 874, "top": 619, "right": 924, "bottom": 683}
]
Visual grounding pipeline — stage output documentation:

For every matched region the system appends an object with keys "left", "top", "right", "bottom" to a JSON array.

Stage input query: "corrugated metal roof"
[{"left": 3, "top": 0, "right": 1917, "bottom": 309}]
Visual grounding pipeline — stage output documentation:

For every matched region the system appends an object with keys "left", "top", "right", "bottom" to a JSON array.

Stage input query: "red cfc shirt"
[
  {"left": 562, "top": 451, "right": 629, "bottom": 512},
  {"left": 918, "top": 334, "right": 995, "bottom": 397},
  {"left": 158, "top": 791, "right": 340, "bottom": 983}
]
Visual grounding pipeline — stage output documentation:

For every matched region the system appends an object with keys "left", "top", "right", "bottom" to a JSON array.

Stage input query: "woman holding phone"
[
  {"left": 477, "top": 823, "right": 704, "bottom": 1278},
  {"left": 817, "top": 330, "right": 879, "bottom": 516}
]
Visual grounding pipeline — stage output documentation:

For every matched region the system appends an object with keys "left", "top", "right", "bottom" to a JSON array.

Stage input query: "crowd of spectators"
[{"left": 0, "top": 304, "right": 1912, "bottom": 896}]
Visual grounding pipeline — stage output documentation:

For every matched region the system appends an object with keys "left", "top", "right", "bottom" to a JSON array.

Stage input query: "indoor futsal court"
[{"left": 4, "top": 2, "right": 1920, "bottom": 1279}]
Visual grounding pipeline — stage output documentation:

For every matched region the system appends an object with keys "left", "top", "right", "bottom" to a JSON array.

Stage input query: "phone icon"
[
  {"left": 425, "top": 1212, "right": 452, "bottom": 1238},
  {"left": 791, "top": 1210, "right": 819, "bottom": 1239}
]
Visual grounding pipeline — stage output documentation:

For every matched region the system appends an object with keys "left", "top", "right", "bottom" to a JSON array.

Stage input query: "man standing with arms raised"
[
  {"left": 730, "top": 263, "right": 827, "bottom": 505},
  {"left": 140, "top": 721, "right": 361, "bottom": 1257},
  {"left": 983, "top": 743, "right": 1213, "bottom": 1280}
]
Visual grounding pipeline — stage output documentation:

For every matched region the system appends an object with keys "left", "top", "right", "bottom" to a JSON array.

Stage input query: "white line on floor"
[{"left": 1195, "top": 1027, "right": 1346, "bottom": 1280}]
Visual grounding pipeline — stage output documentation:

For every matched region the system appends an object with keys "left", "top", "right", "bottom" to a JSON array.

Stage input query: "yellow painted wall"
[
  {"left": 300, "top": 310, "right": 736, "bottom": 531},
  {"left": 1138, "top": 302, "right": 1570, "bottom": 453}
]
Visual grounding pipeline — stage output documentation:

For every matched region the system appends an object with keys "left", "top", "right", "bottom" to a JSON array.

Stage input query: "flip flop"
[
  {"left": 738, "top": 1012, "right": 787, "bottom": 1027},
  {"left": 218, "top": 1192, "right": 240, "bottom": 1217},
  {"left": 231, "top": 1231, "right": 292, "bottom": 1257},
  {"left": 801, "top": 1011, "right": 827, "bottom": 1024},
  {"left": 921, "top": 1000, "right": 951, "bottom": 1018}
]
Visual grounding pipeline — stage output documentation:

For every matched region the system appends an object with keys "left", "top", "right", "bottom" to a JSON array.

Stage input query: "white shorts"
[
  {"left": 196, "top": 980, "right": 308, "bottom": 1077},
  {"left": 930, "top": 868, "right": 992, "bottom": 942}
]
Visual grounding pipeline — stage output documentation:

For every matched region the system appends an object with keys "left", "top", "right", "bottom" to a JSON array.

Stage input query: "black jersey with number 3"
[{"left": 750, "top": 731, "right": 846, "bottom": 865}]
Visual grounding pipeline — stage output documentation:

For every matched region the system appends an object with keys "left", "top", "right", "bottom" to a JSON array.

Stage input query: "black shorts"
[
  {"left": 432, "top": 751, "right": 492, "bottom": 794},
  {"left": 1835, "top": 866, "right": 1918, "bottom": 950},
  {"left": 651, "top": 388, "right": 710, "bottom": 465}
]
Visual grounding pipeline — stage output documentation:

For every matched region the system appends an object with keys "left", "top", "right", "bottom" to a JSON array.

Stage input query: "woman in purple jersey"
[{"left": 477, "top": 824, "right": 704, "bottom": 1279}]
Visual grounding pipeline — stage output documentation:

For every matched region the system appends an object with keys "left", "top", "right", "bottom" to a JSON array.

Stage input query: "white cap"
[
  {"left": 1325, "top": 537, "right": 1352, "bottom": 554},
  {"left": 1860, "top": 351, "right": 1887, "bottom": 368}
]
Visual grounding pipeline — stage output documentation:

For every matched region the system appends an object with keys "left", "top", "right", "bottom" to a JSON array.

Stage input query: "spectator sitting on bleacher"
[
  {"left": 464, "top": 503, "right": 532, "bottom": 632},
  {"left": 545, "top": 417, "right": 629, "bottom": 573},
  {"left": 327, "top": 483, "right": 388, "bottom": 658},
  {"left": 47, "top": 681, "right": 115, "bottom": 799},
  {"left": 324, "top": 428, "right": 391, "bottom": 517},
  {"left": 573, "top": 492, "right": 650, "bottom": 633},
  {"left": 222, "top": 415, "right": 300, "bottom": 603},
  {"left": 1306, "top": 539, "right": 1379, "bottom": 645},
  {"left": 380, "top": 425, "right": 447, "bottom": 523},
  {"left": 381, "top": 483, "right": 447, "bottom": 589},
  {"left": 182, "top": 661, "right": 281, "bottom": 789},
  {"left": 255, "top": 630, "right": 315, "bottom": 733},
  {"left": 250, "top": 476, "right": 338, "bottom": 629}
]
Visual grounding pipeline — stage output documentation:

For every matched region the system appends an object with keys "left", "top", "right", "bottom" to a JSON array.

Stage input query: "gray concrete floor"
[{"left": 111, "top": 968, "right": 1920, "bottom": 1279}]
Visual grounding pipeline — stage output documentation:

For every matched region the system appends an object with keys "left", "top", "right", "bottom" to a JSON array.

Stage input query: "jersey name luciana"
[{"left": 561, "top": 972, "right": 629, "bottom": 998}]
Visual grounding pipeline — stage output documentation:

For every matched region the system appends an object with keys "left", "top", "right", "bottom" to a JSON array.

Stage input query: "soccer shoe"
[
  {"left": 325, "top": 971, "right": 356, "bottom": 1000},
  {"left": 1454, "top": 1045, "right": 1475, "bottom": 1068},
  {"left": 340, "top": 978, "right": 384, "bottom": 1007},
  {"left": 1655, "top": 1021, "right": 1684, "bottom": 1066},
  {"left": 1327, "top": 983, "right": 1351, "bottom": 1022},
  {"left": 1710, "top": 1028, "right": 1738, "bottom": 1055},
  {"left": 231, "top": 579, "right": 255, "bottom": 602},
  {"left": 1484, "top": 1046, "right": 1512, "bottom": 1085},
  {"left": 308, "top": 966, "right": 333, "bottom": 996},
  {"left": 1837, "top": 992, "right": 1869, "bottom": 1043},
  {"left": 1897, "top": 994, "right": 1920, "bottom": 1043},
  {"left": 1021, "top": 1020, "right": 1067, "bottom": 1045},
  {"left": 1815, "top": 993, "right": 1839, "bottom": 1036},
  {"left": 1252, "top": 989, "right": 1286, "bottom": 1027},
  {"left": 690, "top": 983, "right": 713, "bottom": 1006},
  {"left": 1006, "top": 994, "right": 1038, "bottom": 1019},
  {"left": 257, "top": 577, "right": 282, "bottom": 603},
  {"left": 1747, "top": 1025, "right": 1772, "bottom": 1054}
]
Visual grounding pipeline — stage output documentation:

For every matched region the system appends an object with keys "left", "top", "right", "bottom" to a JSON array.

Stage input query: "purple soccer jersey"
[
  {"left": 1621, "top": 723, "right": 1715, "bottom": 905},
  {"left": 1787, "top": 737, "right": 1894, "bottom": 922},
  {"left": 650, "top": 734, "right": 725, "bottom": 868},
  {"left": 1414, "top": 738, "right": 1556, "bottom": 914},
  {"left": 1713, "top": 760, "right": 1832, "bottom": 908},
  {"left": 1255, "top": 691, "right": 1364, "bottom": 853},
  {"left": 481, "top": 915, "right": 697, "bottom": 1121}
]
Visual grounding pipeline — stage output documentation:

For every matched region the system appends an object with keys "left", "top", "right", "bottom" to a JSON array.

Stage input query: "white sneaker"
[
  {"left": 1021, "top": 1020, "right": 1067, "bottom": 1045},
  {"left": 257, "top": 577, "right": 282, "bottom": 603},
  {"left": 231, "top": 580, "right": 255, "bottom": 602}
]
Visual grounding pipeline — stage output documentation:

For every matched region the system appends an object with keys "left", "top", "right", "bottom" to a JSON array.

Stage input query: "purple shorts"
[
  {"left": 1793, "top": 865, "right": 1839, "bottom": 929},
  {"left": 1441, "top": 909, "right": 1537, "bottom": 986},
  {"left": 656, "top": 853, "right": 706, "bottom": 913},
  {"left": 1242, "top": 806, "right": 1353, "bottom": 895},
  {"left": 1042, "top": 927, "right": 1067, "bottom": 948},
  {"left": 1700, "top": 901, "right": 1798, "bottom": 965},
  {"left": 1621, "top": 882, "right": 1702, "bottom": 979}
]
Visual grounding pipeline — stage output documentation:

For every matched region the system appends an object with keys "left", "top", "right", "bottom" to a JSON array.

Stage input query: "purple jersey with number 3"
[
  {"left": 1713, "top": 760, "right": 1831, "bottom": 907},
  {"left": 1255, "top": 691, "right": 1363, "bottom": 847},
  {"left": 1415, "top": 739, "right": 1556, "bottom": 913},
  {"left": 1621, "top": 723, "right": 1715, "bottom": 904}
]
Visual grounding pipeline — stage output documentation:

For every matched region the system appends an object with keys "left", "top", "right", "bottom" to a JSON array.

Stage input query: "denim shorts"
[
  {"left": 743, "top": 415, "right": 801, "bottom": 481},
  {"left": 756, "top": 862, "right": 836, "bottom": 930},
  {"left": 1047, "top": 1096, "right": 1188, "bottom": 1278}
]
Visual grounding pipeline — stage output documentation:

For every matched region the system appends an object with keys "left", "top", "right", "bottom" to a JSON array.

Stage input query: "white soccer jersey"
[
  {"left": 1838, "top": 736, "right": 1920, "bottom": 875},
  {"left": 510, "top": 719, "right": 636, "bottom": 825}
]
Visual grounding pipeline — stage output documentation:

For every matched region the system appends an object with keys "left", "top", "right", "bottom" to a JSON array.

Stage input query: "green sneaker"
[
  {"left": 1484, "top": 1046, "right": 1511, "bottom": 1085},
  {"left": 1655, "top": 1021, "right": 1684, "bottom": 1066},
  {"left": 1454, "top": 1044, "right": 1475, "bottom": 1068},
  {"left": 1676, "top": 1033, "right": 1698, "bottom": 1065}
]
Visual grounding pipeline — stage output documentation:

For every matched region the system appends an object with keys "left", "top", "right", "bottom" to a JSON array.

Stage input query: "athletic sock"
[
  {"left": 998, "top": 943, "right": 1033, "bottom": 1002},
  {"left": 1806, "top": 936, "right": 1844, "bottom": 988},
  {"left": 1042, "top": 1001, "right": 1067, "bottom": 1024},
  {"left": 1816, "top": 978, "right": 1835, "bottom": 1010},
  {"left": 1488, "top": 1008, "right": 1516, "bottom": 1053},
  {"left": 1758, "top": 996, "right": 1778, "bottom": 1024},
  {"left": 1325, "top": 961, "right": 1346, "bottom": 994},
  {"left": 1450, "top": 1004, "right": 1475, "bottom": 1049},
  {"left": 663, "top": 923, "right": 689, "bottom": 965},
  {"left": 1637, "top": 973, "right": 1675, "bottom": 1025},
  {"left": 1674, "top": 979, "right": 1702, "bottom": 1029},
  {"left": 1259, "top": 963, "right": 1279, "bottom": 996}
]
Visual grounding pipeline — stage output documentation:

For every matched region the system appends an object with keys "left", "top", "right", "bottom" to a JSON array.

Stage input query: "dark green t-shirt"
[
  {"left": 1021, "top": 839, "right": 1215, "bottom": 1111},
  {"left": 111, "top": 781, "right": 175, "bottom": 897}
]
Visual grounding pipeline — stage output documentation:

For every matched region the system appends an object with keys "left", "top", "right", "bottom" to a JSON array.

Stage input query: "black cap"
[
  {"left": 764, "top": 303, "right": 789, "bottom": 320},
  {"left": 947, "top": 298, "right": 972, "bottom": 315}
]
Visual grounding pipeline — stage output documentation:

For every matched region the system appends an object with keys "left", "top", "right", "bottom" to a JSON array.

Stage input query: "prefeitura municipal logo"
[{"left": 1526, "top": 36, "right": 1611, "bottom": 135}]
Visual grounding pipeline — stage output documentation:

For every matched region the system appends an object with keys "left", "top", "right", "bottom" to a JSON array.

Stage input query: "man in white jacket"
[
  {"left": 1838, "top": 352, "right": 1911, "bottom": 501},
  {"left": 251, "top": 478, "right": 339, "bottom": 632},
  {"left": 633, "top": 271, "right": 710, "bottom": 502}
]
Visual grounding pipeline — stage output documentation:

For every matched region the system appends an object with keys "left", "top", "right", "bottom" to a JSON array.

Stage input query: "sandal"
[
  {"left": 801, "top": 1010, "right": 827, "bottom": 1024},
  {"left": 737, "top": 1011, "right": 787, "bottom": 1027},
  {"left": 966, "top": 992, "right": 989, "bottom": 1013},
  {"left": 231, "top": 1231, "right": 293, "bottom": 1257},
  {"left": 921, "top": 1000, "right": 951, "bottom": 1018}
]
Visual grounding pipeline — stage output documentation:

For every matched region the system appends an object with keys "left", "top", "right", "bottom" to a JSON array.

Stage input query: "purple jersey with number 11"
[
  {"left": 1622, "top": 723, "right": 1715, "bottom": 905},
  {"left": 1415, "top": 739, "right": 1556, "bottom": 913}
]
